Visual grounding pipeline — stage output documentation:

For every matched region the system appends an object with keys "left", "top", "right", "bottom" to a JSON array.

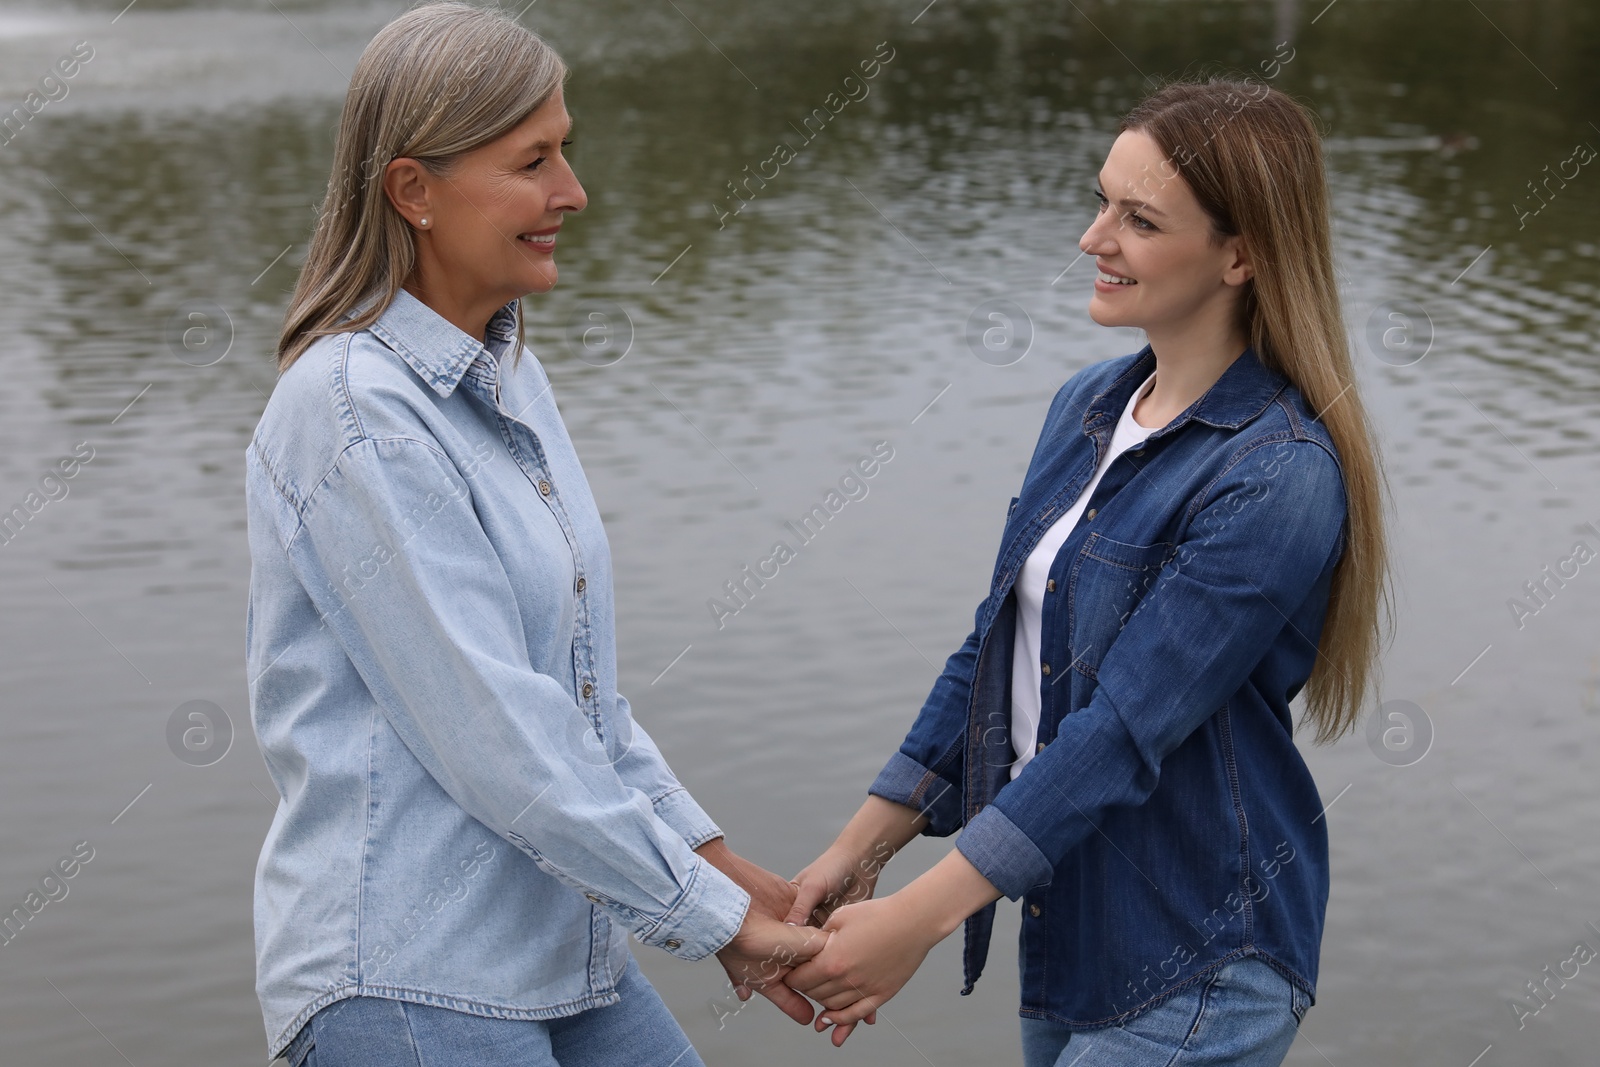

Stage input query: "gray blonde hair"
[{"left": 277, "top": 1, "right": 567, "bottom": 371}]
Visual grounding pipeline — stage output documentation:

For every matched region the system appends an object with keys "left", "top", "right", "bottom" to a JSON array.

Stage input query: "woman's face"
[
  {"left": 392, "top": 87, "right": 586, "bottom": 308},
  {"left": 1077, "top": 129, "right": 1251, "bottom": 336}
]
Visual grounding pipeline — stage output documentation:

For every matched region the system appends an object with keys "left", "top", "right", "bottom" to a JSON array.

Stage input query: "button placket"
[{"left": 485, "top": 391, "right": 600, "bottom": 728}]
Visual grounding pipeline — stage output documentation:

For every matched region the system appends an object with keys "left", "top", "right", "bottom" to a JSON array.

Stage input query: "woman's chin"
[
  {"left": 521, "top": 264, "right": 559, "bottom": 294},
  {"left": 1087, "top": 302, "right": 1128, "bottom": 329}
]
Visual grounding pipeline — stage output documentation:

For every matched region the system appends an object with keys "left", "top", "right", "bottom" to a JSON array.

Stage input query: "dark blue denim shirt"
[{"left": 869, "top": 344, "right": 1348, "bottom": 1027}]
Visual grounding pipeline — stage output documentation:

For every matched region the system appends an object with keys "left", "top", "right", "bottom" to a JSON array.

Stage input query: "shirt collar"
[
  {"left": 1083, "top": 343, "right": 1287, "bottom": 437},
  {"left": 358, "top": 287, "right": 521, "bottom": 398}
]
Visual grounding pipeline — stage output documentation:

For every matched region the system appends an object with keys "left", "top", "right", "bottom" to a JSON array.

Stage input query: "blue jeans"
[
  {"left": 281, "top": 954, "right": 703, "bottom": 1067},
  {"left": 1020, "top": 956, "right": 1309, "bottom": 1067}
]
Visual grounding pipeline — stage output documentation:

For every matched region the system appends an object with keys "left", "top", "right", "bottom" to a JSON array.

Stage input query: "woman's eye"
[{"left": 526, "top": 141, "right": 572, "bottom": 172}]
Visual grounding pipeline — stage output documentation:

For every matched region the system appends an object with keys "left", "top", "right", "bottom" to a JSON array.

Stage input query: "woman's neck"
[{"left": 1135, "top": 323, "right": 1250, "bottom": 429}]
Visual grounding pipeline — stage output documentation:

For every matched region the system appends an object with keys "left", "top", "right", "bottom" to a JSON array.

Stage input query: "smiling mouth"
[
  {"left": 518, "top": 232, "right": 556, "bottom": 246},
  {"left": 1096, "top": 270, "right": 1136, "bottom": 285}
]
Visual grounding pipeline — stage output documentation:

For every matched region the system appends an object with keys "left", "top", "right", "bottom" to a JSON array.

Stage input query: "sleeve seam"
[{"left": 282, "top": 436, "right": 464, "bottom": 554}]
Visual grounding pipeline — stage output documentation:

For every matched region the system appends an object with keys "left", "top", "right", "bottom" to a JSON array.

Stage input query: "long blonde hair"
[
  {"left": 276, "top": 1, "right": 567, "bottom": 371},
  {"left": 1122, "top": 78, "right": 1393, "bottom": 744}
]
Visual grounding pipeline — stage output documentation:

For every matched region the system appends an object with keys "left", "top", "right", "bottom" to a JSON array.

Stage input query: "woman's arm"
[
  {"left": 268, "top": 435, "right": 751, "bottom": 961},
  {"left": 790, "top": 438, "right": 1347, "bottom": 1034},
  {"left": 956, "top": 439, "right": 1347, "bottom": 902}
]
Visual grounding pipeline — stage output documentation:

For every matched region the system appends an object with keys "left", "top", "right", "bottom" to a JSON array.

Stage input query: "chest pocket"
[{"left": 1066, "top": 533, "right": 1174, "bottom": 679}]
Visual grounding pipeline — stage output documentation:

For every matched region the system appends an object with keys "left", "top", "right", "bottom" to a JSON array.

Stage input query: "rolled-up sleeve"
[
  {"left": 277, "top": 436, "right": 748, "bottom": 959},
  {"left": 957, "top": 438, "right": 1349, "bottom": 900},
  {"left": 866, "top": 623, "right": 979, "bottom": 839}
]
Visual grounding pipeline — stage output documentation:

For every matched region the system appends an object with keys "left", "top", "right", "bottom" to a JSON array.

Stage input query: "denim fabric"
[
  {"left": 246, "top": 288, "right": 749, "bottom": 1061},
  {"left": 1019, "top": 955, "right": 1310, "bottom": 1067},
  {"left": 869, "top": 344, "right": 1346, "bottom": 1026},
  {"left": 282, "top": 952, "right": 703, "bottom": 1067}
]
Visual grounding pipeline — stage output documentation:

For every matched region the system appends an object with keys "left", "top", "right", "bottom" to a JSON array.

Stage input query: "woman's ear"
[
  {"left": 383, "top": 157, "right": 432, "bottom": 228},
  {"left": 1222, "top": 235, "right": 1254, "bottom": 287}
]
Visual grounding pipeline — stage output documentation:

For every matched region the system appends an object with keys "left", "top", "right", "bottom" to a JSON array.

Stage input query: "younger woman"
[{"left": 786, "top": 78, "right": 1391, "bottom": 1067}]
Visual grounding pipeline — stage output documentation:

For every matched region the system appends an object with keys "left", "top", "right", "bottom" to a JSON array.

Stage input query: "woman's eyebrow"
[
  {"left": 1095, "top": 176, "right": 1167, "bottom": 219},
  {"left": 522, "top": 119, "right": 575, "bottom": 154}
]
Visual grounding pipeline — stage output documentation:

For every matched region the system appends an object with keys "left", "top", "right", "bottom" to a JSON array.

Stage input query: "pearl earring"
[{"left": 419, "top": 218, "right": 428, "bottom": 227}]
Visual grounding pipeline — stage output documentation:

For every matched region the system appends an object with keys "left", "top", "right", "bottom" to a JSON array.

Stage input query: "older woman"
[{"left": 245, "top": 5, "right": 817, "bottom": 1065}]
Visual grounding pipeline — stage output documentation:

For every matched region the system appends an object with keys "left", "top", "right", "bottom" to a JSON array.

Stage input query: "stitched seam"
[
  {"left": 1178, "top": 962, "right": 1228, "bottom": 1052},
  {"left": 1179, "top": 432, "right": 1297, "bottom": 529},
  {"left": 398, "top": 999, "right": 425, "bottom": 1067},
  {"left": 282, "top": 436, "right": 455, "bottom": 553},
  {"left": 332, "top": 332, "right": 366, "bottom": 445},
  {"left": 1219, "top": 704, "right": 1254, "bottom": 947},
  {"left": 354, "top": 704, "right": 379, "bottom": 986}
]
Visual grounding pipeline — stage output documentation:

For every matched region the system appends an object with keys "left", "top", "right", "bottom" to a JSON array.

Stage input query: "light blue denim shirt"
[{"left": 245, "top": 288, "right": 750, "bottom": 1060}]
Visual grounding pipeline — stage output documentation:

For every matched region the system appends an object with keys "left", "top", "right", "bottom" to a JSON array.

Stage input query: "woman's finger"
[
  {"left": 819, "top": 995, "right": 881, "bottom": 1032},
  {"left": 783, "top": 875, "right": 827, "bottom": 926},
  {"left": 798, "top": 983, "right": 859, "bottom": 1009}
]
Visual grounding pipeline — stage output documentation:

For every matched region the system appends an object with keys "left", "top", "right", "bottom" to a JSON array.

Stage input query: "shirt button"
[
  {"left": 581, "top": 682, "right": 594, "bottom": 699},
  {"left": 1041, "top": 662, "right": 1051, "bottom": 676},
  {"left": 585, "top": 893, "right": 601, "bottom": 903},
  {"left": 576, "top": 576, "right": 587, "bottom": 593},
  {"left": 1036, "top": 742, "right": 1046, "bottom": 754},
  {"left": 538, "top": 480, "right": 551, "bottom": 496},
  {"left": 1086, "top": 508, "right": 1097, "bottom": 520},
  {"left": 1029, "top": 904, "right": 1042, "bottom": 918},
  {"left": 1046, "top": 579, "right": 1056, "bottom": 593},
  {"left": 664, "top": 939, "right": 682, "bottom": 950},
  {"left": 1133, "top": 449, "right": 1145, "bottom": 457}
]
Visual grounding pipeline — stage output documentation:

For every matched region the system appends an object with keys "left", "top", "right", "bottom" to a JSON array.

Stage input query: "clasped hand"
[
  {"left": 781, "top": 845, "right": 943, "bottom": 1047},
  {"left": 706, "top": 800, "right": 998, "bottom": 1047},
  {"left": 708, "top": 839, "right": 916, "bottom": 1047}
]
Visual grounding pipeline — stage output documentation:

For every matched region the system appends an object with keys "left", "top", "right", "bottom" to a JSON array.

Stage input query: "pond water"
[{"left": 0, "top": 0, "right": 1596, "bottom": 1064}]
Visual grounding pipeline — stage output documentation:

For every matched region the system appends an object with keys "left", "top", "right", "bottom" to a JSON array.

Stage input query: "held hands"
[
  {"left": 786, "top": 894, "right": 942, "bottom": 1047},
  {"left": 714, "top": 911, "right": 829, "bottom": 1021},
  {"left": 696, "top": 839, "right": 822, "bottom": 1024},
  {"left": 787, "top": 847, "right": 1005, "bottom": 1047}
]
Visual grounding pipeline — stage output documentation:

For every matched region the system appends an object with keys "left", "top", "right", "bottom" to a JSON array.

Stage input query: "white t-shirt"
[{"left": 1009, "top": 370, "right": 1160, "bottom": 780}]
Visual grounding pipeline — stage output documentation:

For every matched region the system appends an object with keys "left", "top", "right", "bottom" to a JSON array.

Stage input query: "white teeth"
[
  {"left": 1097, "top": 270, "right": 1135, "bottom": 285},
  {"left": 520, "top": 233, "right": 555, "bottom": 243}
]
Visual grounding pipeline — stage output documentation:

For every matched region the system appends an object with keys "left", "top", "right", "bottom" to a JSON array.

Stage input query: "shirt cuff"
[
  {"left": 636, "top": 854, "right": 751, "bottom": 960},
  {"left": 651, "top": 787, "right": 725, "bottom": 850},
  {"left": 868, "top": 750, "right": 962, "bottom": 837},
  {"left": 955, "top": 804, "right": 1053, "bottom": 901}
]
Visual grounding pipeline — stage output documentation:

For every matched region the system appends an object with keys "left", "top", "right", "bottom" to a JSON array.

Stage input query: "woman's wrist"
[
  {"left": 894, "top": 848, "right": 1005, "bottom": 941},
  {"left": 830, "top": 796, "right": 927, "bottom": 864}
]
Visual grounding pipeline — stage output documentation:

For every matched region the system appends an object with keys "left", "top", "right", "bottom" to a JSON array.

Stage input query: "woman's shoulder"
[
  {"left": 250, "top": 326, "right": 446, "bottom": 495},
  {"left": 1249, "top": 372, "right": 1344, "bottom": 475},
  {"left": 264, "top": 326, "right": 441, "bottom": 436}
]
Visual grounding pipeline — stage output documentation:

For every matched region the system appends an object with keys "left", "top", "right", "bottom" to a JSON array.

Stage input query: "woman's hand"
[
  {"left": 785, "top": 894, "right": 940, "bottom": 1046},
  {"left": 715, "top": 913, "right": 827, "bottom": 1014},
  {"left": 695, "top": 839, "right": 817, "bottom": 1023},
  {"left": 787, "top": 847, "right": 1005, "bottom": 1047},
  {"left": 783, "top": 843, "right": 888, "bottom": 928},
  {"left": 784, "top": 795, "right": 928, "bottom": 927}
]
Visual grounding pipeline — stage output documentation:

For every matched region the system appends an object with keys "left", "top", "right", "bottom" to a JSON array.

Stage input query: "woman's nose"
[
  {"left": 1079, "top": 212, "right": 1116, "bottom": 257},
  {"left": 553, "top": 162, "right": 587, "bottom": 215}
]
